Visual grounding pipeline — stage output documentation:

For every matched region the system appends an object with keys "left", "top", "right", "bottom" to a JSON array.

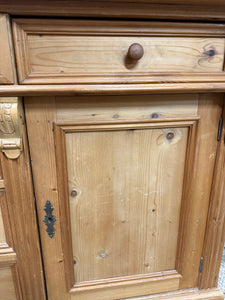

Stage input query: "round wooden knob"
[{"left": 127, "top": 43, "right": 144, "bottom": 60}]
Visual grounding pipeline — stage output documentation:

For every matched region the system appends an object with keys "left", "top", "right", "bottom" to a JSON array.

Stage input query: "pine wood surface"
[
  {"left": 0, "top": 204, "right": 6, "bottom": 244},
  {"left": 0, "top": 244, "right": 16, "bottom": 267},
  {"left": 13, "top": 19, "right": 225, "bottom": 85},
  {"left": 66, "top": 127, "right": 188, "bottom": 282},
  {"left": 0, "top": 267, "right": 17, "bottom": 300},
  {"left": 0, "top": 14, "right": 16, "bottom": 84},
  {"left": 0, "top": 154, "right": 20, "bottom": 298},
  {"left": 0, "top": 6, "right": 223, "bottom": 299},
  {"left": 2, "top": 83, "right": 225, "bottom": 96},
  {"left": 176, "top": 94, "right": 223, "bottom": 289},
  {"left": 127, "top": 288, "right": 224, "bottom": 300},
  {"left": 24, "top": 93, "right": 223, "bottom": 299},
  {"left": 2, "top": 1, "right": 225, "bottom": 21},
  {"left": 0, "top": 98, "right": 46, "bottom": 300},
  {"left": 199, "top": 100, "right": 225, "bottom": 288}
]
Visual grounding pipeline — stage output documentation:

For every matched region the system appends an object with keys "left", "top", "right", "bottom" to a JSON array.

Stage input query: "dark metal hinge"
[
  {"left": 199, "top": 257, "right": 203, "bottom": 273},
  {"left": 217, "top": 117, "right": 223, "bottom": 141}
]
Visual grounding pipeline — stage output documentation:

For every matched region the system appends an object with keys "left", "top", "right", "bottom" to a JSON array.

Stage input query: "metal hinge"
[
  {"left": 0, "top": 98, "right": 23, "bottom": 159},
  {"left": 199, "top": 257, "right": 203, "bottom": 273},
  {"left": 217, "top": 117, "right": 223, "bottom": 141}
]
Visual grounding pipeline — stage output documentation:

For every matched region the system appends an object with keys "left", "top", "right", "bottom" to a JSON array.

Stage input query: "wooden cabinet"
[
  {"left": 0, "top": 3, "right": 225, "bottom": 300},
  {"left": 23, "top": 93, "right": 224, "bottom": 299}
]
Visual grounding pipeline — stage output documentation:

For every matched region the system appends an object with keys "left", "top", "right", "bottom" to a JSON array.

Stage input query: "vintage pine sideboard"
[{"left": 1, "top": 1, "right": 225, "bottom": 300}]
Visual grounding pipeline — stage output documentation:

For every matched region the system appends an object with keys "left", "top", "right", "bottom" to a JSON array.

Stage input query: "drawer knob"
[{"left": 127, "top": 43, "right": 144, "bottom": 60}]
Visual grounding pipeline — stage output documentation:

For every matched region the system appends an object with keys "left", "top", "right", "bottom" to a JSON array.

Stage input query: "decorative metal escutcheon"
[{"left": 43, "top": 200, "right": 56, "bottom": 238}]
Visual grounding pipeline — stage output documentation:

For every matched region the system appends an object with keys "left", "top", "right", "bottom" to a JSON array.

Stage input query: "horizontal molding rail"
[{"left": 1, "top": 83, "right": 225, "bottom": 96}]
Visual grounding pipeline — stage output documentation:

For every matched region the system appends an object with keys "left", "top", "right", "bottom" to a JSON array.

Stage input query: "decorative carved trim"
[
  {"left": 0, "top": 98, "right": 23, "bottom": 159},
  {"left": 0, "top": 103, "right": 16, "bottom": 135}
]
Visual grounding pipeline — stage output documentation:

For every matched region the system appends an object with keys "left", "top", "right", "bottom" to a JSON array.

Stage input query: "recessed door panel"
[{"left": 66, "top": 128, "right": 188, "bottom": 282}]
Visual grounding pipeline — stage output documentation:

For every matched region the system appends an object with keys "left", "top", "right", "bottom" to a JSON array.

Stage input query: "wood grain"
[
  {"left": 54, "top": 119, "right": 189, "bottom": 297},
  {"left": 65, "top": 126, "right": 187, "bottom": 282},
  {"left": 69, "top": 271, "right": 181, "bottom": 300},
  {"left": 13, "top": 19, "right": 225, "bottom": 84},
  {"left": 0, "top": 244, "right": 16, "bottom": 267},
  {"left": 24, "top": 97, "right": 70, "bottom": 300},
  {"left": 0, "top": 14, "right": 16, "bottom": 84},
  {"left": 3, "top": 1, "right": 225, "bottom": 21},
  {"left": 55, "top": 95, "right": 222, "bottom": 296},
  {"left": 0, "top": 205, "right": 6, "bottom": 243},
  {"left": 56, "top": 94, "right": 198, "bottom": 124},
  {"left": 176, "top": 94, "right": 223, "bottom": 289},
  {"left": 25, "top": 96, "right": 192, "bottom": 299},
  {"left": 199, "top": 99, "right": 225, "bottom": 288},
  {"left": 0, "top": 97, "right": 46, "bottom": 299},
  {"left": 0, "top": 267, "right": 17, "bottom": 300},
  {"left": 2, "top": 83, "right": 225, "bottom": 96},
  {"left": 126, "top": 288, "right": 224, "bottom": 300},
  {"left": 24, "top": 94, "right": 222, "bottom": 299},
  {"left": 0, "top": 153, "right": 20, "bottom": 298}
]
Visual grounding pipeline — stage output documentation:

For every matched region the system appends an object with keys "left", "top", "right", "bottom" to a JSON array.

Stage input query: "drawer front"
[{"left": 13, "top": 19, "right": 225, "bottom": 84}]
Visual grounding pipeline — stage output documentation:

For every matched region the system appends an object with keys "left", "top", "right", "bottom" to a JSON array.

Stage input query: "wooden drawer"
[{"left": 13, "top": 19, "right": 225, "bottom": 85}]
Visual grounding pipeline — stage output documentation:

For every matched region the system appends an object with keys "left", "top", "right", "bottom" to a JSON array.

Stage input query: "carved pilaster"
[{"left": 0, "top": 97, "right": 22, "bottom": 159}]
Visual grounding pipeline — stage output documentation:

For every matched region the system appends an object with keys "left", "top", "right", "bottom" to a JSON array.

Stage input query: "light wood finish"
[
  {"left": 127, "top": 288, "right": 224, "bottom": 300},
  {"left": 65, "top": 125, "right": 188, "bottom": 281},
  {"left": 24, "top": 94, "right": 223, "bottom": 299},
  {"left": 25, "top": 96, "right": 193, "bottom": 299},
  {"left": 0, "top": 14, "right": 16, "bottom": 84},
  {"left": 56, "top": 94, "right": 198, "bottom": 123},
  {"left": 68, "top": 272, "right": 181, "bottom": 300},
  {"left": 2, "top": 83, "right": 225, "bottom": 96},
  {"left": 199, "top": 100, "right": 225, "bottom": 288},
  {"left": 176, "top": 93, "right": 224, "bottom": 289},
  {"left": 0, "top": 244, "right": 16, "bottom": 267},
  {"left": 3, "top": 1, "right": 225, "bottom": 21},
  {"left": 0, "top": 206, "right": 6, "bottom": 243},
  {"left": 0, "top": 179, "right": 5, "bottom": 190},
  {"left": 0, "top": 267, "right": 17, "bottom": 300},
  {"left": 0, "top": 97, "right": 46, "bottom": 299},
  {"left": 0, "top": 161, "right": 20, "bottom": 297},
  {"left": 24, "top": 97, "right": 68, "bottom": 300},
  {"left": 53, "top": 119, "right": 191, "bottom": 297},
  {"left": 13, "top": 19, "right": 225, "bottom": 85},
  {"left": 0, "top": 4, "right": 224, "bottom": 300}
]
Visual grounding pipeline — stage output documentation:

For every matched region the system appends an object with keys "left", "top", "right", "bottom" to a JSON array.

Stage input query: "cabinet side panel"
[
  {"left": 199, "top": 98, "right": 225, "bottom": 288},
  {"left": 176, "top": 93, "right": 223, "bottom": 289},
  {"left": 0, "top": 98, "right": 46, "bottom": 300},
  {"left": 24, "top": 97, "right": 70, "bottom": 300}
]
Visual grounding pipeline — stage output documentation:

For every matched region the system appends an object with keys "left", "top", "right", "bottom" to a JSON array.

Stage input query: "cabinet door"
[{"left": 24, "top": 94, "right": 223, "bottom": 300}]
